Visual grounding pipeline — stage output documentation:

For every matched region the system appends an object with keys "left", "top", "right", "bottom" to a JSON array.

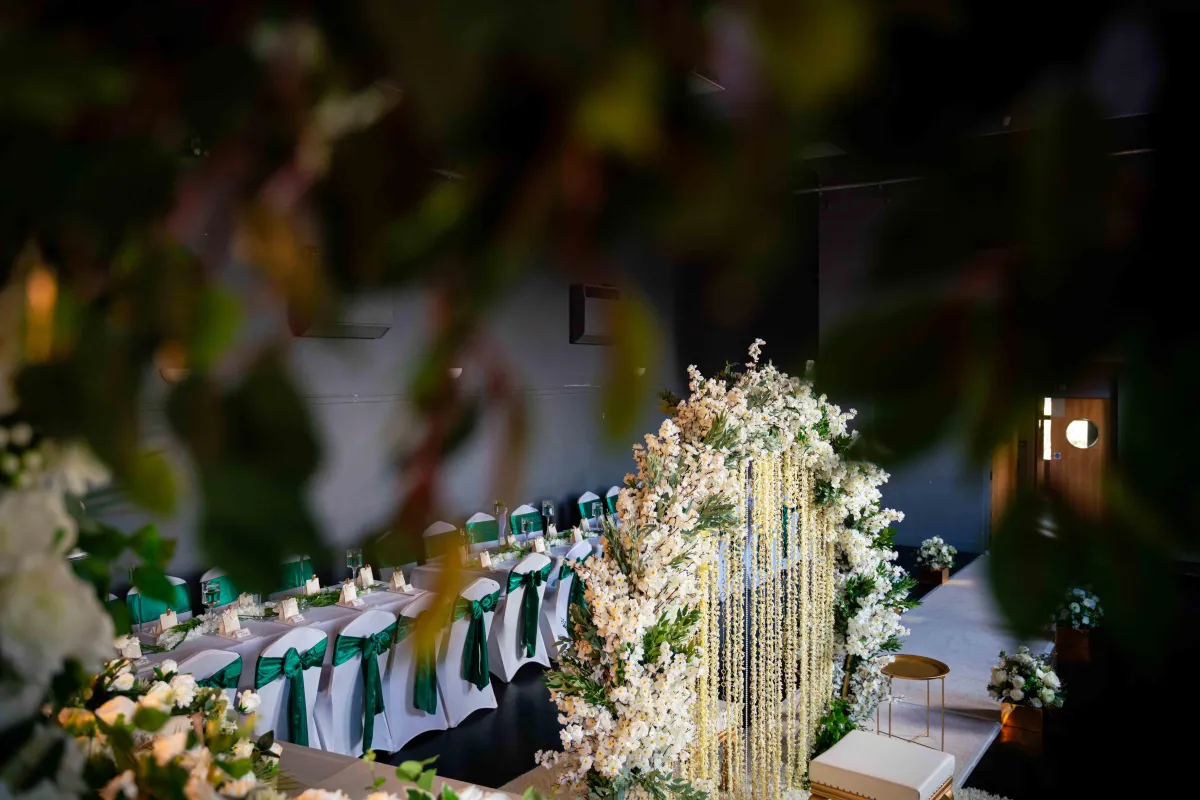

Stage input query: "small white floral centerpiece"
[
  {"left": 987, "top": 646, "right": 1064, "bottom": 710},
  {"left": 1056, "top": 587, "right": 1103, "bottom": 631},
  {"left": 915, "top": 536, "right": 957, "bottom": 571}
]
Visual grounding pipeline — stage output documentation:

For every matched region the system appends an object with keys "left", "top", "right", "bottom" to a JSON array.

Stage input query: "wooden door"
[{"left": 1040, "top": 398, "right": 1111, "bottom": 519}]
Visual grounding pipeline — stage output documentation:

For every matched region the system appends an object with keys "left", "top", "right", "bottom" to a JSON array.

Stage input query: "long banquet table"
[{"left": 135, "top": 587, "right": 429, "bottom": 689}]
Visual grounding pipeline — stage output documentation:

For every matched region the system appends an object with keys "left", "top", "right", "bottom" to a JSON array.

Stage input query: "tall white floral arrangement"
[{"left": 538, "top": 342, "right": 912, "bottom": 798}]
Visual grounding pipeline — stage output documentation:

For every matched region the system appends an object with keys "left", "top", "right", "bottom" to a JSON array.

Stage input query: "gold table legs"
[{"left": 875, "top": 673, "right": 946, "bottom": 751}]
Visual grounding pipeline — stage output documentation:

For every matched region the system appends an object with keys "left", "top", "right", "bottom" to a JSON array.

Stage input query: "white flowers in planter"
[
  {"left": 987, "top": 646, "right": 1064, "bottom": 709},
  {"left": 1056, "top": 587, "right": 1103, "bottom": 630},
  {"left": 916, "top": 536, "right": 957, "bottom": 571}
]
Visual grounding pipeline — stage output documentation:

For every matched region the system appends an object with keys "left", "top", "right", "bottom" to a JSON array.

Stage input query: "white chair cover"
[
  {"left": 254, "top": 628, "right": 326, "bottom": 748},
  {"left": 606, "top": 485, "right": 621, "bottom": 520},
  {"left": 126, "top": 576, "right": 193, "bottom": 631},
  {"left": 422, "top": 521, "right": 460, "bottom": 559},
  {"left": 464, "top": 512, "right": 500, "bottom": 553},
  {"left": 508, "top": 503, "right": 542, "bottom": 542},
  {"left": 314, "top": 609, "right": 397, "bottom": 757},
  {"left": 437, "top": 577, "right": 499, "bottom": 727},
  {"left": 541, "top": 540, "right": 593, "bottom": 661},
  {"left": 578, "top": 491, "right": 602, "bottom": 530},
  {"left": 383, "top": 593, "right": 450, "bottom": 748},
  {"left": 488, "top": 553, "right": 551, "bottom": 682},
  {"left": 177, "top": 649, "right": 241, "bottom": 706}
]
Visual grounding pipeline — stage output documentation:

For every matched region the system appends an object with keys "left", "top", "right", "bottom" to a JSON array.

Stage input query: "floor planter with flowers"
[
  {"left": 1054, "top": 587, "right": 1103, "bottom": 665},
  {"left": 988, "top": 646, "right": 1064, "bottom": 754},
  {"left": 915, "top": 536, "right": 957, "bottom": 585}
]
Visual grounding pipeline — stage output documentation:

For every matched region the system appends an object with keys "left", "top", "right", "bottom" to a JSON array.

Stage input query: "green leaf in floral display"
[
  {"left": 255, "top": 731, "right": 274, "bottom": 753},
  {"left": 187, "top": 288, "right": 242, "bottom": 370},
  {"left": 396, "top": 761, "right": 424, "bottom": 783},
  {"left": 132, "top": 565, "right": 174, "bottom": 603},
  {"left": 132, "top": 706, "right": 169, "bottom": 732},
  {"left": 417, "top": 769, "right": 436, "bottom": 792}
]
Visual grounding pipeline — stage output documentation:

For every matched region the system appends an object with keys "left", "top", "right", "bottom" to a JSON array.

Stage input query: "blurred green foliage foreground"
[{"left": 2, "top": 2, "right": 1197, "bottom": 655}]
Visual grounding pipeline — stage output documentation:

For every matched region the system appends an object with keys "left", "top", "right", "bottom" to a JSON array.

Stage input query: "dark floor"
[
  {"left": 381, "top": 663, "right": 560, "bottom": 788},
  {"left": 964, "top": 566, "right": 1200, "bottom": 799}
]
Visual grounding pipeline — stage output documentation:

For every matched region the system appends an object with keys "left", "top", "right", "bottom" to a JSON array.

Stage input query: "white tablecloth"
[
  {"left": 137, "top": 589, "right": 430, "bottom": 689},
  {"left": 410, "top": 542, "right": 589, "bottom": 596}
]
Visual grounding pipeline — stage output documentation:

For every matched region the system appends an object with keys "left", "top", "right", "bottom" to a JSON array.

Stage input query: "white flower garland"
[{"left": 538, "top": 342, "right": 911, "bottom": 797}]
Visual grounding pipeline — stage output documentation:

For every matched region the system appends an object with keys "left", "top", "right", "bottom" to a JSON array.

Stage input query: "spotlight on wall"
[
  {"left": 447, "top": 367, "right": 463, "bottom": 379},
  {"left": 635, "top": 367, "right": 646, "bottom": 377}
]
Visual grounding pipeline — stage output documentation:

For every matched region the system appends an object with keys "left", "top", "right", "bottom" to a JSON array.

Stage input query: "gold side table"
[{"left": 876, "top": 654, "right": 950, "bottom": 751}]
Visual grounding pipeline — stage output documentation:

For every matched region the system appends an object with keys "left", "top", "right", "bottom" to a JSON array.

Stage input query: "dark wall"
[{"left": 818, "top": 188, "right": 991, "bottom": 554}]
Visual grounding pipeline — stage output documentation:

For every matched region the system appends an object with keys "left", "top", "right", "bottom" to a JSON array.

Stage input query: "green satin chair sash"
[
  {"left": 207, "top": 574, "right": 242, "bottom": 607},
  {"left": 254, "top": 639, "right": 327, "bottom": 747},
  {"left": 197, "top": 657, "right": 242, "bottom": 690},
  {"left": 577, "top": 499, "right": 603, "bottom": 520},
  {"left": 333, "top": 623, "right": 396, "bottom": 755},
  {"left": 509, "top": 511, "right": 542, "bottom": 538},
  {"left": 395, "top": 614, "right": 438, "bottom": 715},
  {"left": 451, "top": 590, "right": 500, "bottom": 689},
  {"left": 466, "top": 518, "right": 499, "bottom": 546},
  {"left": 506, "top": 563, "right": 553, "bottom": 658},
  {"left": 605, "top": 494, "right": 618, "bottom": 515},
  {"left": 425, "top": 530, "right": 459, "bottom": 558},
  {"left": 559, "top": 560, "right": 589, "bottom": 618},
  {"left": 276, "top": 557, "right": 313, "bottom": 593},
  {"left": 126, "top": 582, "right": 192, "bottom": 624}
]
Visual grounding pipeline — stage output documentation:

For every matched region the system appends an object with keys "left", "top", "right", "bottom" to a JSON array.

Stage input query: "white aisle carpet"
[{"left": 498, "top": 555, "right": 1045, "bottom": 796}]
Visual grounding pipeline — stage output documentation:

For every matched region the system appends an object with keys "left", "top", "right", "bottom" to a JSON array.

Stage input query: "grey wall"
[
  {"left": 818, "top": 190, "right": 991, "bottom": 554},
  {"left": 119, "top": 268, "right": 678, "bottom": 578}
]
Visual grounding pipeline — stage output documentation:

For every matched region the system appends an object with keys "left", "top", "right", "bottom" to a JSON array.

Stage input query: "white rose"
[
  {"left": 10, "top": 422, "right": 32, "bottom": 447},
  {"left": 1083, "top": 598, "right": 1095, "bottom": 609},
  {"left": 170, "top": 673, "right": 197, "bottom": 708},
  {"left": 1081, "top": 616, "right": 1090, "bottom": 626},
  {"left": 232, "top": 738, "right": 255, "bottom": 760},
  {"left": 100, "top": 770, "right": 138, "bottom": 800},
  {"left": 1008, "top": 688, "right": 1024, "bottom": 702},
  {"left": 1044, "top": 672, "right": 1061, "bottom": 689},
  {"left": 1040, "top": 688, "right": 1055, "bottom": 703},
  {"left": 365, "top": 794, "right": 404, "bottom": 800},
  {"left": 152, "top": 731, "right": 188, "bottom": 765},
  {"left": 1030, "top": 697, "right": 1042, "bottom": 708},
  {"left": 0, "top": 556, "right": 113, "bottom": 681},
  {"left": 108, "top": 672, "right": 135, "bottom": 692},
  {"left": 0, "top": 490, "right": 77, "bottom": 577},
  {"left": 43, "top": 440, "right": 111, "bottom": 495},
  {"left": 57, "top": 707, "right": 97, "bottom": 734},
  {"left": 160, "top": 659, "right": 178, "bottom": 676},
  {"left": 1070, "top": 602, "right": 1080, "bottom": 613},
  {"left": 269, "top": 742, "right": 282, "bottom": 756},
  {"left": 236, "top": 689, "right": 261, "bottom": 714},
  {"left": 990, "top": 668, "right": 1006, "bottom": 685},
  {"left": 140, "top": 681, "right": 175, "bottom": 711},
  {"left": 295, "top": 792, "right": 353, "bottom": 800},
  {"left": 1010, "top": 675, "right": 1025, "bottom": 689},
  {"left": 96, "top": 696, "right": 137, "bottom": 727}
]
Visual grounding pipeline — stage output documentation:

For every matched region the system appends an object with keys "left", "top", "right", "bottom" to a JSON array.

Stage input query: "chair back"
[
  {"left": 323, "top": 610, "right": 397, "bottom": 756},
  {"left": 199, "top": 567, "right": 242, "bottom": 609},
  {"left": 437, "top": 577, "right": 500, "bottom": 726},
  {"left": 255, "top": 628, "right": 327, "bottom": 746},
  {"left": 509, "top": 504, "right": 542, "bottom": 542},
  {"left": 421, "top": 521, "right": 460, "bottom": 559},
  {"left": 464, "top": 512, "right": 499, "bottom": 553},
  {"left": 577, "top": 491, "right": 602, "bottom": 525},
  {"left": 276, "top": 555, "right": 314, "bottom": 592},
  {"left": 126, "top": 577, "right": 192, "bottom": 626},
  {"left": 384, "top": 593, "right": 448, "bottom": 747},
  {"left": 605, "top": 486, "right": 621, "bottom": 517},
  {"left": 177, "top": 649, "right": 241, "bottom": 704}
]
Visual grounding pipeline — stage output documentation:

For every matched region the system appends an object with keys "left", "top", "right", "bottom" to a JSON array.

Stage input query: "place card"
[
  {"left": 304, "top": 575, "right": 320, "bottom": 595},
  {"left": 532, "top": 537, "right": 546, "bottom": 554},
  {"left": 478, "top": 550, "right": 493, "bottom": 569},
  {"left": 219, "top": 609, "right": 250, "bottom": 640},
  {"left": 157, "top": 610, "right": 178, "bottom": 634},
  {"left": 388, "top": 570, "right": 409, "bottom": 593},
  {"left": 338, "top": 581, "right": 364, "bottom": 608},
  {"left": 119, "top": 638, "right": 142, "bottom": 660},
  {"left": 279, "top": 598, "right": 301, "bottom": 621},
  {"left": 357, "top": 565, "right": 375, "bottom": 589},
  {"left": 571, "top": 527, "right": 584, "bottom": 544}
]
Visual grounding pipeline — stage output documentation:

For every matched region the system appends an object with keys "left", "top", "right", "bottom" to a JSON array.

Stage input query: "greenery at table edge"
[{"left": 367, "top": 754, "right": 546, "bottom": 800}]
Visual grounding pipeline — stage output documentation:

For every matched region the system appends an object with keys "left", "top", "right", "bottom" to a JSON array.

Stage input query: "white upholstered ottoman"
[{"left": 809, "top": 730, "right": 955, "bottom": 800}]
